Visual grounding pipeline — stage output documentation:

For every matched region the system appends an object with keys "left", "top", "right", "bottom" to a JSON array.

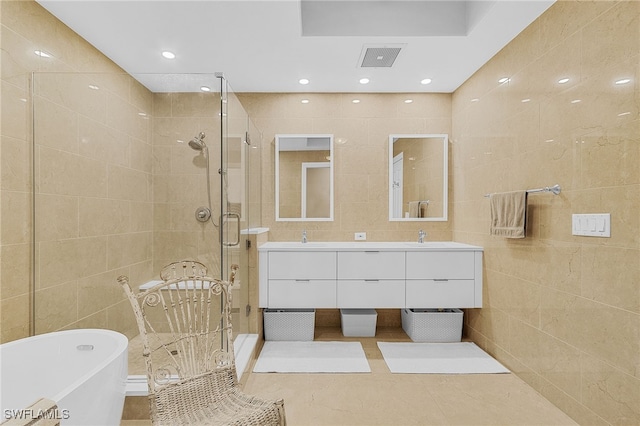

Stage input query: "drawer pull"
[
  {"left": 433, "top": 279, "right": 449, "bottom": 282},
  {"left": 295, "top": 279, "right": 310, "bottom": 282},
  {"left": 364, "top": 251, "right": 380, "bottom": 253},
  {"left": 364, "top": 279, "right": 380, "bottom": 282}
]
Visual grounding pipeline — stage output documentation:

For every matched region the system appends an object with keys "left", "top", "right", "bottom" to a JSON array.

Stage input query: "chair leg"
[{"left": 276, "top": 399, "right": 287, "bottom": 426}]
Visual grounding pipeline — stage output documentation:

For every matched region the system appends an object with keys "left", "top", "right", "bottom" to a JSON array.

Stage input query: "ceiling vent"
[{"left": 359, "top": 45, "right": 404, "bottom": 68}]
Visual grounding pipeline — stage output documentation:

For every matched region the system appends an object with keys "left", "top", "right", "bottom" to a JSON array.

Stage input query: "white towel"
[
  {"left": 489, "top": 191, "right": 527, "bottom": 238},
  {"left": 408, "top": 201, "right": 420, "bottom": 218}
]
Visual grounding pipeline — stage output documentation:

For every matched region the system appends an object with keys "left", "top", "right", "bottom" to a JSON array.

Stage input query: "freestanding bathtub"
[{"left": 0, "top": 329, "right": 128, "bottom": 425}]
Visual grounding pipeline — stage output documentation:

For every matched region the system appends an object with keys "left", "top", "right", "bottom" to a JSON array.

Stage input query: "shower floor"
[{"left": 122, "top": 326, "right": 577, "bottom": 425}]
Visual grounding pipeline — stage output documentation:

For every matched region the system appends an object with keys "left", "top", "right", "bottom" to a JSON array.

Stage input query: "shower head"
[{"left": 188, "top": 132, "right": 206, "bottom": 151}]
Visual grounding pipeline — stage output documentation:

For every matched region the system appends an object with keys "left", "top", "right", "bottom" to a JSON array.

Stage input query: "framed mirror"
[
  {"left": 275, "top": 134, "right": 334, "bottom": 221},
  {"left": 389, "top": 134, "right": 448, "bottom": 221}
]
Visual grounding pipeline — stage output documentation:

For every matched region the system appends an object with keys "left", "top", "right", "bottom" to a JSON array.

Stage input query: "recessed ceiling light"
[
  {"left": 359, "top": 78, "right": 370, "bottom": 84},
  {"left": 470, "top": 98, "right": 479, "bottom": 102},
  {"left": 352, "top": 99, "right": 360, "bottom": 104},
  {"left": 301, "top": 99, "right": 310, "bottom": 104},
  {"left": 138, "top": 112, "right": 147, "bottom": 116},
  {"left": 420, "top": 78, "right": 432, "bottom": 85},
  {"left": 521, "top": 98, "right": 531, "bottom": 103},
  {"left": 498, "top": 77, "right": 510, "bottom": 84},
  {"left": 88, "top": 84, "right": 100, "bottom": 90},
  {"left": 558, "top": 78, "right": 570, "bottom": 84},
  {"left": 617, "top": 111, "right": 631, "bottom": 117},
  {"left": 615, "top": 78, "right": 631, "bottom": 85},
  {"left": 404, "top": 99, "right": 413, "bottom": 104},
  {"left": 161, "top": 51, "right": 175, "bottom": 59},
  {"left": 34, "top": 50, "right": 52, "bottom": 58},
  {"left": 571, "top": 99, "right": 581, "bottom": 104},
  {"left": 200, "top": 86, "right": 211, "bottom": 92},
  {"left": 298, "top": 78, "right": 310, "bottom": 85}
]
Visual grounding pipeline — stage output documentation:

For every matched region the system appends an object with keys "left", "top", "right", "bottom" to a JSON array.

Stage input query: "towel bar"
[{"left": 484, "top": 184, "right": 561, "bottom": 198}]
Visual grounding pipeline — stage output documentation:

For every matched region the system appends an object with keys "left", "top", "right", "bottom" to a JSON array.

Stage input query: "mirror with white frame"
[
  {"left": 275, "top": 134, "right": 334, "bottom": 221},
  {"left": 389, "top": 134, "right": 448, "bottom": 221}
]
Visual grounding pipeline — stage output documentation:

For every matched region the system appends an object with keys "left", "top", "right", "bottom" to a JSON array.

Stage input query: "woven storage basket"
[
  {"left": 264, "top": 309, "right": 315, "bottom": 341},
  {"left": 402, "top": 308, "right": 463, "bottom": 342}
]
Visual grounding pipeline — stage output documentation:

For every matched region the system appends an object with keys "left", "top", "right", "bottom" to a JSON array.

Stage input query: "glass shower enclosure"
[{"left": 31, "top": 72, "right": 260, "bottom": 362}]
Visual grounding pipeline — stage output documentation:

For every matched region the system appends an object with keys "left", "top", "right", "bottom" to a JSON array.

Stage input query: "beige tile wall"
[
  {"left": 237, "top": 92, "right": 453, "bottom": 242},
  {"left": 452, "top": 2, "right": 639, "bottom": 425},
  {"left": 151, "top": 91, "right": 223, "bottom": 275},
  {"left": 1, "top": 1, "right": 153, "bottom": 342}
]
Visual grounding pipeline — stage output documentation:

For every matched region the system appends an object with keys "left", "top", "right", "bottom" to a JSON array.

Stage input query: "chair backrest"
[
  {"left": 117, "top": 264, "right": 239, "bottom": 396},
  {"left": 159, "top": 260, "right": 208, "bottom": 281}
]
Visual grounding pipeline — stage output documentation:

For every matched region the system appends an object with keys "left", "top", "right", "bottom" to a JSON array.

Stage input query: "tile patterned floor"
[{"left": 122, "top": 327, "right": 577, "bottom": 426}]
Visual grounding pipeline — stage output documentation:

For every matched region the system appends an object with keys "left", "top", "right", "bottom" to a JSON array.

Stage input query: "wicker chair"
[
  {"left": 117, "top": 261, "right": 286, "bottom": 425},
  {"left": 159, "top": 260, "right": 209, "bottom": 281}
]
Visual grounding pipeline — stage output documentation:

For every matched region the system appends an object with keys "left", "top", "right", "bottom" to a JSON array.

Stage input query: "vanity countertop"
[{"left": 258, "top": 241, "right": 482, "bottom": 251}]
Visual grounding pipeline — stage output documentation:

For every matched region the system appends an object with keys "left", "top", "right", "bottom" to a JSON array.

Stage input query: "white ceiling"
[{"left": 36, "top": 0, "right": 555, "bottom": 93}]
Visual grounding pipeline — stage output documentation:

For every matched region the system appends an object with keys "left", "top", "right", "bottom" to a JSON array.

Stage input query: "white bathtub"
[{"left": 0, "top": 329, "right": 128, "bottom": 425}]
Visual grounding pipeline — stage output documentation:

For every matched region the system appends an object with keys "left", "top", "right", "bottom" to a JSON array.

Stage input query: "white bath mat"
[
  {"left": 377, "top": 342, "right": 510, "bottom": 374},
  {"left": 253, "top": 341, "right": 371, "bottom": 373}
]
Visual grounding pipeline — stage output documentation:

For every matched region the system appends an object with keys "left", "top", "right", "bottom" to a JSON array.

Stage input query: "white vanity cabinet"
[
  {"left": 405, "top": 251, "right": 482, "bottom": 308},
  {"left": 337, "top": 251, "right": 405, "bottom": 308},
  {"left": 265, "top": 251, "right": 336, "bottom": 308},
  {"left": 258, "top": 242, "right": 483, "bottom": 310}
]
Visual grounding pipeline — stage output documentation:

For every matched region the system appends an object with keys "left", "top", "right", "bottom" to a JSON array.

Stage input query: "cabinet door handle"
[
  {"left": 433, "top": 279, "right": 449, "bottom": 282},
  {"left": 364, "top": 251, "right": 380, "bottom": 253}
]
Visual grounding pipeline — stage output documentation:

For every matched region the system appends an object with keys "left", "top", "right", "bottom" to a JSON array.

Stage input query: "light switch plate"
[{"left": 572, "top": 213, "right": 610, "bottom": 237}]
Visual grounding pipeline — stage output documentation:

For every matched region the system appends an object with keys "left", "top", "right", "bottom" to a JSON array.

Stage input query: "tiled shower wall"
[
  {"left": 151, "top": 92, "right": 222, "bottom": 275},
  {"left": 1, "top": 1, "right": 153, "bottom": 341},
  {"left": 1, "top": 1, "right": 247, "bottom": 343},
  {"left": 452, "top": 2, "right": 639, "bottom": 424}
]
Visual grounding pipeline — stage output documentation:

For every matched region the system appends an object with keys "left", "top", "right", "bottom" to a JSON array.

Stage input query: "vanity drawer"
[
  {"left": 337, "top": 279, "right": 405, "bottom": 308},
  {"left": 337, "top": 251, "right": 405, "bottom": 279},
  {"left": 405, "top": 279, "right": 476, "bottom": 308},
  {"left": 268, "top": 251, "right": 336, "bottom": 280},
  {"left": 406, "top": 251, "right": 475, "bottom": 279},
  {"left": 268, "top": 279, "right": 336, "bottom": 308}
]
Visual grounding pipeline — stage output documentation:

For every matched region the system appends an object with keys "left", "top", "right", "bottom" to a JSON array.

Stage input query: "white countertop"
[{"left": 258, "top": 241, "right": 483, "bottom": 251}]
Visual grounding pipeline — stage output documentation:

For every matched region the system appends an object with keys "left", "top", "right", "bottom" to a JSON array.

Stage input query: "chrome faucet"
[
  {"left": 302, "top": 230, "right": 307, "bottom": 243},
  {"left": 418, "top": 229, "right": 427, "bottom": 243}
]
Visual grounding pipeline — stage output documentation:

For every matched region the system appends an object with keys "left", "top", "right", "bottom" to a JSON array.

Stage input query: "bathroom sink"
[
  {"left": 403, "top": 241, "right": 467, "bottom": 249},
  {"left": 260, "top": 241, "right": 482, "bottom": 251},
  {"left": 264, "top": 242, "right": 329, "bottom": 249}
]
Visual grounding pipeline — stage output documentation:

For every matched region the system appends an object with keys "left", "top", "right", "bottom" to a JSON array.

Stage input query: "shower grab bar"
[{"left": 484, "top": 184, "right": 561, "bottom": 198}]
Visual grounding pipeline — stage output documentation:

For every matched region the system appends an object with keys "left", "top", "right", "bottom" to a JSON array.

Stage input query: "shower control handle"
[{"left": 195, "top": 206, "right": 212, "bottom": 223}]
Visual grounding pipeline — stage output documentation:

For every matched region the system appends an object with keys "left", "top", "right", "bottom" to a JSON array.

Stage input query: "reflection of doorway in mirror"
[
  {"left": 388, "top": 134, "right": 448, "bottom": 221},
  {"left": 302, "top": 162, "right": 330, "bottom": 218},
  {"left": 392, "top": 153, "right": 404, "bottom": 218}
]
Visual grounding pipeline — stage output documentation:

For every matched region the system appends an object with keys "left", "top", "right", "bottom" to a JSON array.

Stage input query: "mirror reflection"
[
  {"left": 276, "top": 134, "right": 334, "bottom": 221},
  {"left": 389, "top": 134, "right": 448, "bottom": 221}
]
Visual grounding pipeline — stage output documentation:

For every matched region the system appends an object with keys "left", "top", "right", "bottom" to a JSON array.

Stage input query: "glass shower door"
[{"left": 219, "top": 77, "right": 252, "bottom": 337}]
